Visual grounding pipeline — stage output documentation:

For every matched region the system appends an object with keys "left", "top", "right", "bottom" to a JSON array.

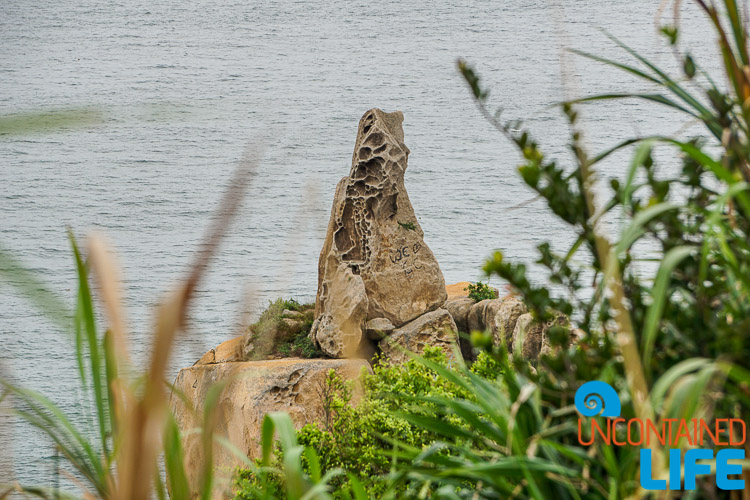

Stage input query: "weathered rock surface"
[
  {"left": 312, "top": 109, "right": 447, "bottom": 358},
  {"left": 467, "top": 299, "right": 492, "bottom": 334},
  {"left": 365, "top": 317, "right": 395, "bottom": 340},
  {"left": 279, "top": 318, "right": 304, "bottom": 339},
  {"left": 443, "top": 297, "right": 475, "bottom": 361},
  {"left": 453, "top": 295, "right": 554, "bottom": 362},
  {"left": 444, "top": 297, "right": 474, "bottom": 333},
  {"left": 310, "top": 263, "right": 369, "bottom": 358},
  {"left": 464, "top": 297, "right": 527, "bottom": 343},
  {"left": 488, "top": 296, "right": 528, "bottom": 348},
  {"left": 195, "top": 336, "right": 243, "bottom": 365},
  {"left": 379, "top": 309, "right": 458, "bottom": 364},
  {"left": 170, "top": 358, "right": 370, "bottom": 491},
  {"left": 511, "top": 313, "right": 574, "bottom": 360},
  {"left": 445, "top": 281, "right": 472, "bottom": 300},
  {"left": 512, "top": 313, "right": 544, "bottom": 359}
]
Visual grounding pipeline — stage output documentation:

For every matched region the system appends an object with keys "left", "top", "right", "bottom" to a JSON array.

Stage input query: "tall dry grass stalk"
[
  {"left": 1, "top": 147, "right": 261, "bottom": 499},
  {"left": 92, "top": 150, "right": 259, "bottom": 499}
]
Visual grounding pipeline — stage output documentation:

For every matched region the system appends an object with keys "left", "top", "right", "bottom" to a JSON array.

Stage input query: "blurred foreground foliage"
[
  {"left": 4, "top": 0, "right": 750, "bottom": 498},
  {"left": 1, "top": 157, "right": 340, "bottom": 497}
]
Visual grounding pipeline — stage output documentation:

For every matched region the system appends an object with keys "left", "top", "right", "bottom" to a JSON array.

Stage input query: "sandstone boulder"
[
  {"left": 458, "top": 296, "right": 531, "bottom": 362},
  {"left": 279, "top": 318, "right": 304, "bottom": 339},
  {"left": 365, "top": 317, "right": 395, "bottom": 340},
  {"left": 511, "top": 313, "right": 574, "bottom": 360},
  {"left": 312, "top": 109, "right": 447, "bottom": 357},
  {"left": 443, "top": 297, "right": 475, "bottom": 361},
  {"left": 310, "top": 263, "right": 369, "bottom": 358},
  {"left": 512, "top": 313, "right": 545, "bottom": 359},
  {"left": 465, "top": 297, "right": 527, "bottom": 340},
  {"left": 195, "top": 351, "right": 214, "bottom": 365},
  {"left": 379, "top": 309, "right": 458, "bottom": 364},
  {"left": 195, "top": 336, "right": 243, "bottom": 365},
  {"left": 443, "top": 297, "right": 474, "bottom": 334},
  {"left": 467, "top": 299, "right": 492, "bottom": 334},
  {"left": 488, "top": 296, "right": 527, "bottom": 348},
  {"left": 170, "top": 358, "right": 370, "bottom": 492}
]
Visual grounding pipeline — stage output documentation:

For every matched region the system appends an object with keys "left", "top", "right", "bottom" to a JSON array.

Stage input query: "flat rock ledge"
[{"left": 170, "top": 358, "right": 370, "bottom": 491}]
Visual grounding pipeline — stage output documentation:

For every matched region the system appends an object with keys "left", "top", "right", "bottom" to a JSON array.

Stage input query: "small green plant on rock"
[
  {"left": 245, "top": 298, "right": 324, "bottom": 360},
  {"left": 397, "top": 220, "right": 416, "bottom": 231},
  {"left": 286, "top": 330, "right": 322, "bottom": 359},
  {"left": 465, "top": 281, "right": 497, "bottom": 302}
]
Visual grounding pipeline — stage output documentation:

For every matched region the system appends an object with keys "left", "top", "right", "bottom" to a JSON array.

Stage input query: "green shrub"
[
  {"left": 244, "top": 298, "right": 289, "bottom": 360},
  {"left": 282, "top": 326, "right": 321, "bottom": 359},
  {"left": 245, "top": 298, "right": 323, "bottom": 360},
  {"left": 281, "top": 298, "right": 305, "bottom": 311},
  {"left": 234, "top": 347, "right": 503, "bottom": 498},
  {"left": 464, "top": 281, "right": 497, "bottom": 302}
]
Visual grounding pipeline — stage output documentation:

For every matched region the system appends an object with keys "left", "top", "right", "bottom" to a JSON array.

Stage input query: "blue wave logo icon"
[{"left": 575, "top": 381, "right": 621, "bottom": 417}]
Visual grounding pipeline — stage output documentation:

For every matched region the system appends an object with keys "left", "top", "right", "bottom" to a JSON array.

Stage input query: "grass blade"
[
  {"left": 68, "top": 231, "right": 110, "bottom": 462},
  {"left": 641, "top": 246, "right": 696, "bottom": 371}
]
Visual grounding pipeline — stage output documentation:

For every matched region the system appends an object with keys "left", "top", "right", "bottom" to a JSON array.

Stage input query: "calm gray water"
[{"left": 1, "top": 0, "right": 716, "bottom": 490}]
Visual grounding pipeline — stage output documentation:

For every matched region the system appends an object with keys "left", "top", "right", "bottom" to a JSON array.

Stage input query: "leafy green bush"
[
  {"left": 245, "top": 298, "right": 323, "bottom": 360},
  {"left": 464, "top": 281, "right": 497, "bottom": 302},
  {"left": 286, "top": 330, "right": 321, "bottom": 359},
  {"left": 281, "top": 298, "right": 306, "bottom": 312},
  {"left": 235, "top": 347, "right": 505, "bottom": 498}
]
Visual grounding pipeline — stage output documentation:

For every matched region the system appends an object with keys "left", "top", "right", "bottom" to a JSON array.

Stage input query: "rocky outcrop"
[
  {"left": 464, "top": 296, "right": 528, "bottom": 347},
  {"left": 467, "top": 299, "right": 492, "bottom": 334},
  {"left": 489, "top": 296, "right": 527, "bottom": 348},
  {"left": 311, "top": 109, "right": 447, "bottom": 358},
  {"left": 511, "top": 313, "right": 543, "bottom": 358},
  {"left": 443, "top": 297, "right": 474, "bottom": 334},
  {"left": 170, "top": 358, "right": 370, "bottom": 491},
  {"left": 442, "top": 295, "right": 580, "bottom": 362},
  {"left": 443, "top": 296, "right": 475, "bottom": 361},
  {"left": 379, "top": 309, "right": 458, "bottom": 364}
]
